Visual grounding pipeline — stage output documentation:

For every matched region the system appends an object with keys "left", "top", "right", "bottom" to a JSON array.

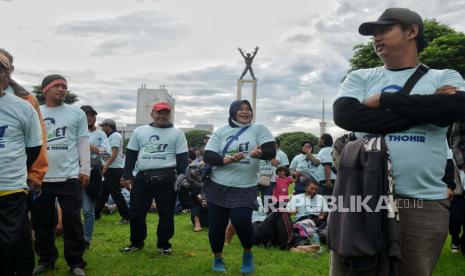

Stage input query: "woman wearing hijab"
[{"left": 203, "top": 100, "right": 275, "bottom": 273}]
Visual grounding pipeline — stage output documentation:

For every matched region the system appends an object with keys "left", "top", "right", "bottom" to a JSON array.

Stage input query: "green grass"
[{"left": 43, "top": 212, "right": 464, "bottom": 275}]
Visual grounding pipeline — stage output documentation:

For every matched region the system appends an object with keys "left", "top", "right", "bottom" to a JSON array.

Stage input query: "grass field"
[{"left": 41, "top": 212, "right": 464, "bottom": 276}]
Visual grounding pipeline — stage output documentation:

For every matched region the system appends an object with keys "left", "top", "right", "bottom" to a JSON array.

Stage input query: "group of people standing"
[{"left": 1, "top": 6, "right": 465, "bottom": 276}]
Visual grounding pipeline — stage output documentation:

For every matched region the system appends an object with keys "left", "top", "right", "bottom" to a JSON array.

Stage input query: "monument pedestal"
[{"left": 237, "top": 79, "right": 257, "bottom": 122}]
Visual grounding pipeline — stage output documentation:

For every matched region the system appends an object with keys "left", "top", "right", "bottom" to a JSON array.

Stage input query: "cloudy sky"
[{"left": 2, "top": 0, "right": 465, "bottom": 136}]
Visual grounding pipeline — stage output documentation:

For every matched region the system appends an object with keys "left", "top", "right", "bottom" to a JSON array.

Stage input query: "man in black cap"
[
  {"left": 94, "top": 118, "right": 130, "bottom": 224},
  {"left": 80, "top": 105, "right": 109, "bottom": 249},
  {"left": 333, "top": 7, "right": 465, "bottom": 276}
]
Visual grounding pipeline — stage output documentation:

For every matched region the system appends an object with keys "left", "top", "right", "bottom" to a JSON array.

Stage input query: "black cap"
[
  {"left": 80, "top": 105, "right": 97, "bottom": 115},
  {"left": 359, "top": 8, "right": 423, "bottom": 36}
]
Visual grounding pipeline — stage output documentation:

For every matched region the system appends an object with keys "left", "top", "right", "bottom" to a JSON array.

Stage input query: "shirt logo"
[
  {"left": 44, "top": 117, "right": 67, "bottom": 143},
  {"left": 0, "top": 125, "right": 8, "bottom": 148},
  {"left": 143, "top": 135, "right": 168, "bottom": 153}
]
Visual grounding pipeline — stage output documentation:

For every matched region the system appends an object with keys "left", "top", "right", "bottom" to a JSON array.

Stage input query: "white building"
[{"left": 136, "top": 84, "right": 175, "bottom": 124}]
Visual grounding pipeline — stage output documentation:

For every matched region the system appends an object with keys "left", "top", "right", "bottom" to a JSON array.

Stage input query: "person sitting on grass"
[{"left": 286, "top": 174, "right": 329, "bottom": 243}]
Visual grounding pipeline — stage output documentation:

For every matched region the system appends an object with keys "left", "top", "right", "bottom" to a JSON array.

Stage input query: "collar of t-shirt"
[{"left": 149, "top": 122, "right": 173, "bottom": 128}]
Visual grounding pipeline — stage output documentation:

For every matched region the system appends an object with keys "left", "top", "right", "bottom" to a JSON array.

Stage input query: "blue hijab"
[{"left": 228, "top": 100, "right": 253, "bottom": 128}]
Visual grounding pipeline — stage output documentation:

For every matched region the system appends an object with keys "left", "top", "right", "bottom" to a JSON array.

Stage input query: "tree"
[
  {"left": 32, "top": 85, "right": 79, "bottom": 105},
  {"left": 276, "top": 131, "right": 319, "bottom": 162},
  {"left": 348, "top": 19, "right": 464, "bottom": 75},
  {"left": 185, "top": 129, "right": 211, "bottom": 149}
]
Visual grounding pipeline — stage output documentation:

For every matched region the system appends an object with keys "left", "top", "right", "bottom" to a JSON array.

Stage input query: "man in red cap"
[{"left": 121, "top": 101, "right": 188, "bottom": 255}]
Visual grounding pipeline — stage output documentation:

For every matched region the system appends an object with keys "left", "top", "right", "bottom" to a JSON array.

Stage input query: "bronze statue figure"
[{"left": 238, "top": 46, "right": 259, "bottom": 80}]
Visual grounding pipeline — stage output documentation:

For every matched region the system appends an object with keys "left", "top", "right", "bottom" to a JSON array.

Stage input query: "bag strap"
[
  {"left": 221, "top": 126, "right": 250, "bottom": 155},
  {"left": 399, "top": 64, "right": 430, "bottom": 95}
]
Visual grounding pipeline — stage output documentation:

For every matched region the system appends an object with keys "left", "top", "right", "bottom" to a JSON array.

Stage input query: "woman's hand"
[
  {"left": 223, "top": 152, "right": 246, "bottom": 164},
  {"left": 250, "top": 145, "right": 262, "bottom": 158}
]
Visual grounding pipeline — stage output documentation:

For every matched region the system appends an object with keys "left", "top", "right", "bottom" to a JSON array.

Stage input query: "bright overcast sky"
[{"left": 2, "top": 0, "right": 465, "bottom": 136}]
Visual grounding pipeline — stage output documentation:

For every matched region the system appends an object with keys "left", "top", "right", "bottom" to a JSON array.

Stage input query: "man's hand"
[
  {"left": 79, "top": 174, "right": 90, "bottom": 188},
  {"left": 102, "top": 166, "right": 108, "bottom": 176},
  {"left": 326, "top": 180, "right": 332, "bottom": 190},
  {"left": 363, "top": 93, "right": 381, "bottom": 109},
  {"left": 90, "top": 145, "right": 100, "bottom": 154},
  {"left": 271, "top": 158, "right": 280, "bottom": 167},
  {"left": 435, "top": 85, "right": 458, "bottom": 95},
  {"left": 27, "top": 178, "right": 41, "bottom": 191},
  {"left": 447, "top": 188, "right": 454, "bottom": 201},
  {"left": 120, "top": 178, "right": 134, "bottom": 190}
]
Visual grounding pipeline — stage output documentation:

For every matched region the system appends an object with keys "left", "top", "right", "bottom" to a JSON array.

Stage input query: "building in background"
[
  {"left": 120, "top": 84, "right": 213, "bottom": 140},
  {"left": 136, "top": 84, "right": 175, "bottom": 124}
]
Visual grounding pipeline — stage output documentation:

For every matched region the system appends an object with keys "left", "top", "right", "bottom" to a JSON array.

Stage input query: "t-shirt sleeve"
[
  {"left": 176, "top": 130, "right": 188, "bottom": 154},
  {"left": 321, "top": 196, "right": 329, "bottom": 213},
  {"left": 318, "top": 148, "right": 333, "bottom": 164},
  {"left": 280, "top": 152, "right": 290, "bottom": 166},
  {"left": 440, "top": 69, "right": 465, "bottom": 90},
  {"left": 127, "top": 129, "right": 140, "bottom": 151},
  {"left": 23, "top": 105, "right": 43, "bottom": 148},
  {"left": 204, "top": 129, "right": 222, "bottom": 154},
  {"left": 77, "top": 110, "right": 89, "bottom": 138},
  {"left": 338, "top": 70, "right": 366, "bottom": 102},
  {"left": 110, "top": 134, "right": 122, "bottom": 149},
  {"left": 289, "top": 156, "right": 298, "bottom": 170},
  {"left": 286, "top": 196, "right": 297, "bottom": 212},
  {"left": 256, "top": 124, "right": 275, "bottom": 145}
]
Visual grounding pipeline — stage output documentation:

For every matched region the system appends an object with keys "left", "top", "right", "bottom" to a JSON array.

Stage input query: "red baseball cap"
[{"left": 152, "top": 102, "right": 172, "bottom": 112}]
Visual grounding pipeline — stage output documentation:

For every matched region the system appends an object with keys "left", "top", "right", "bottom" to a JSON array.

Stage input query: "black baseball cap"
[
  {"left": 80, "top": 105, "right": 97, "bottom": 115},
  {"left": 359, "top": 8, "right": 423, "bottom": 36}
]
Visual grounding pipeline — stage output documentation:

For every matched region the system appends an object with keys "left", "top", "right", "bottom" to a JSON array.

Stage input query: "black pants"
[
  {"left": 31, "top": 180, "right": 86, "bottom": 269},
  {"left": 95, "top": 168, "right": 129, "bottom": 220},
  {"left": 191, "top": 204, "right": 209, "bottom": 227},
  {"left": 258, "top": 182, "right": 274, "bottom": 212},
  {"left": 450, "top": 195, "right": 465, "bottom": 251},
  {"left": 208, "top": 203, "right": 253, "bottom": 253},
  {"left": 0, "top": 192, "right": 34, "bottom": 276},
  {"left": 85, "top": 168, "right": 103, "bottom": 201},
  {"left": 129, "top": 173, "right": 177, "bottom": 249}
]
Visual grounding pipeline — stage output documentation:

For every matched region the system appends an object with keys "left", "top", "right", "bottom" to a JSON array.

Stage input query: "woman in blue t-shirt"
[{"left": 203, "top": 100, "right": 275, "bottom": 273}]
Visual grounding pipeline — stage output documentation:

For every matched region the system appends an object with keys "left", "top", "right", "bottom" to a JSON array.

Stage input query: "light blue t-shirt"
[
  {"left": 317, "top": 147, "right": 336, "bottom": 182},
  {"left": 40, "top": 104, "right": 89, "bottom": 180},
  {"left": 271, "top": 149, "right": 290, "bottom": 182},
  {"left": 0, "top": 94, "right": 42, "bottom": 191},
  {"left": 127, "top": 125, "right": 188, "bottom": 171},
  {"left": 205, "top": 123, "right": 274, "bottom": 188},
  {"left": 4, "top": 85, "right": 14, "bottom": 94},
  {"left": 259, "top": 160, "right": 274, "bottom": 177},
  {"left": 286, "top": 193, "right": 329, "bottom": 220},
  {"left": 108, "top": 132, "right": 124, "bottom": 169},
  {"left": 289, "top": 153, "right": 319, "bottom": 182},
  {"left": 339, "top": 66, "right": 465, "bottom": 200},
  {"left": 89, "top": 129, "right": 110, "bottom": 165}
]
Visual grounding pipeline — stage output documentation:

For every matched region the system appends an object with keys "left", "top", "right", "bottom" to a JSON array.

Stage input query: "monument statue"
[{"left": 238, "top": 46, "right": 259, "bottom": 80}]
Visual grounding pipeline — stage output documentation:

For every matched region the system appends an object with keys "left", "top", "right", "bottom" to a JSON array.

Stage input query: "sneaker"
[
  {"left": 70, "top": 267, "right": 86, "bottom": 276},
  {"left": 32, "top": 264, "right": 55, "bottom": 275},
  {"left": 116, "top": 218, "right": 130, "bottom": 225},
  {"left": 240, "top": 252, "right": 254, "bottom": 274},
  {"left": 121, "top": 244, "right": 143, "bottom": 253},
  {"left": 212, "top": 257, "right": 226, "bottom": 273},
  {"left": 158, "top": 247, "right": 173, "bottom": 255},
  {"left": 451, "top": 243, "right": 460, "bottom": 253}
]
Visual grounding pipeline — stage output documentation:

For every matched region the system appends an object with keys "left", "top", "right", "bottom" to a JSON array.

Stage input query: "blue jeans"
[{"left": 82, "top": 190, "right": 95, "bottom": 242}]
